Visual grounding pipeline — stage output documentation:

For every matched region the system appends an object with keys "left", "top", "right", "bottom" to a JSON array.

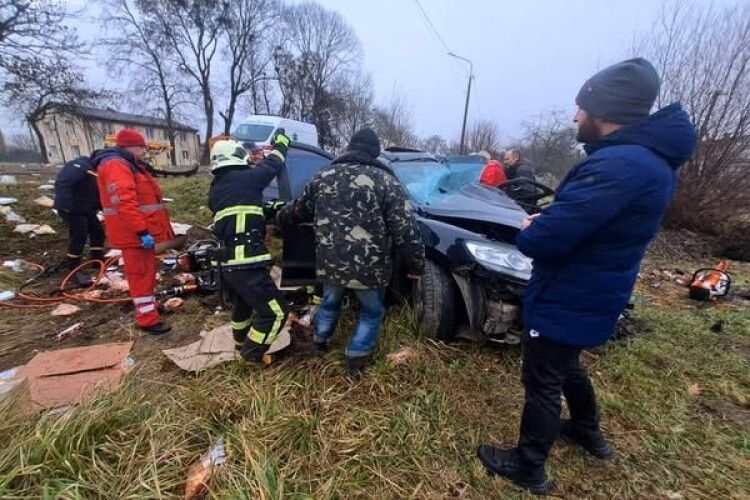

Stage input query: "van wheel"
[{"left": 415, "top": 260, "right": 456, "bottom": 341}]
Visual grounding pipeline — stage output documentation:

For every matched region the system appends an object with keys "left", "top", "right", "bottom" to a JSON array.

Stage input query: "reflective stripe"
[
  {"left": 213, "top": 205, "right": 263, "bottom": 222},
  {"left": 102, "top": 208, "right": 117, "bottom": 215},
  {"left": 248, "top": 327, "right": 266, "bottom": 344},
  {"left": 138, "top": 304, "right": 156, "bottom": 313},
  {"left": 224, "top": 253, "right": 272, "bottom": 266},
  {"left": 231, "top": 319, "right": 252, "bottom": 330},
  {"left": 89, "top": 247, "right": 104, "bottom": 250},
  {"left": 133, "top": 296, "right": 155, "bottom": 305},
  {"left": 268, "top": 150, "right": 285, "bottom": 162},
  {"left": 139, "top": 203, "right": 164, "bottom": 213},
  {"left": 268, "top": 299, "right": 284, "bottom": 339}
]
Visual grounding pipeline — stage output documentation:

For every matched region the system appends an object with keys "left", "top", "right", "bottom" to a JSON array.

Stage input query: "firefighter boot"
[
  {"left": 240, "top": 339, "right": 270, "bottom": 364},
  {"left": 138, "top": 321, "right": 171, "bottom": 335}
]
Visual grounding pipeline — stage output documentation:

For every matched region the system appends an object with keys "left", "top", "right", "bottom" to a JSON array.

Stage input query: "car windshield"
[
  {"left": 233, "top": 124, "right": 274, "bottom": 142},
  {"left": 390, "top": 158, "right": 486, "bottom": 205}
]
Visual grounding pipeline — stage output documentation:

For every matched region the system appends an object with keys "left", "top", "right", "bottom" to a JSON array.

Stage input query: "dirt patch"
[{"left": 696, "top": 398, "right": 750, "bottom": 429}]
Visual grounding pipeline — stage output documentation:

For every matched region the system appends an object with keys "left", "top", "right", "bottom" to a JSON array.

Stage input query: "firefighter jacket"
[
  {"left": 92, "top": 148, "right": 174, "bottom": 249},
  {"left": 208, "top": 153, "right": 285, "bottom": 268},
  {"left": 54, "top": 155, "right": 101, "bottom": 215}
]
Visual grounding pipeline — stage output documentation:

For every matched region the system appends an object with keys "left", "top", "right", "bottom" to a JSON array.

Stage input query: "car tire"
[{"left": 415, "top": 259, "right": 456, "bottom": 341}]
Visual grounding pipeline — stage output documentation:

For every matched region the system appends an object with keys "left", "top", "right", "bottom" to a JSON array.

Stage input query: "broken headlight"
[{"left": 465, "top": 241, "right": 533, "bottom": 281}]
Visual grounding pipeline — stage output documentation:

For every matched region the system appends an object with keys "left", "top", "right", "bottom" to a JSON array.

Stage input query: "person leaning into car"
[{"left": 476, "top": 58, "right": 697, "bottom": 494}]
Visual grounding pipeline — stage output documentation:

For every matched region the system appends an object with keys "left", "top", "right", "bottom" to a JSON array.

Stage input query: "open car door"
[{"left": 264, "top": 143, "right": 333, "bottom": 287}]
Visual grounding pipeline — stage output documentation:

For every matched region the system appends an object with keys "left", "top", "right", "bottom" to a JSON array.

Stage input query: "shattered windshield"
[{"left": 390, "top": 159, "right": 486, "bottom": 206}]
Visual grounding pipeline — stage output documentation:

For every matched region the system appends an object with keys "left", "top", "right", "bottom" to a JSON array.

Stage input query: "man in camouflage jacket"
[{"left": 278, "top": 128, "right": 424, "bottom": 379}]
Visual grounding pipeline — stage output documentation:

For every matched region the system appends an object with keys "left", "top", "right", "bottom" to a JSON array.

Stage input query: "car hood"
[{"left": 419, "top": 183, "right": 527, "bottom": 229}]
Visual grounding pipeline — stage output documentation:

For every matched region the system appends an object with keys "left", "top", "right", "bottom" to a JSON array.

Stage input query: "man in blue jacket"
[
  {"left": 477, "top": 58, "right": 697, "bottom": 494},
  {"left": 54, "top": 154, "right": 105, "bottom": 269}
]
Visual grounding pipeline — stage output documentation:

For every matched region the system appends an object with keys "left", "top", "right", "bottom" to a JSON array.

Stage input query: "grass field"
[{"left": 0, "top": 176, "right": 748, "bottom": 498}]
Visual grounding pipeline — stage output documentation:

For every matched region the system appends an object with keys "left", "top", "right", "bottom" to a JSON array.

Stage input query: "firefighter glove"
[{"left": 271, "top": 130, "right": 291, "bottom": 157}]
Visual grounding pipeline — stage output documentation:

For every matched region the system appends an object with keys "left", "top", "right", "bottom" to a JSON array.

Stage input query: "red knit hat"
[{"left": 115, "top": 128, "right": 147, "bottom": 148}]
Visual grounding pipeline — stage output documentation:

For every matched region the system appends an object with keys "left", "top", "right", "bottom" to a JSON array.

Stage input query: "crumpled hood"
[
  {"left": 585, "top": 103, "right": 697, "bottom": 169},
  {"left": 420, "top": 183, "right": 527, "bottom": 229}
]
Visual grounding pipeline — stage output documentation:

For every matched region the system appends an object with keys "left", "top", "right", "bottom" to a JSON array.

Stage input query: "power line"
[{"left": 412, "top": 0, "right": 452, "bottom": 53}]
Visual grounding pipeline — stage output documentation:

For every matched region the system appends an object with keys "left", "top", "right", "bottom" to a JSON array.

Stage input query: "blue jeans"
[{"left": 314, "top": 285, "right": 386, "bottom": 358}]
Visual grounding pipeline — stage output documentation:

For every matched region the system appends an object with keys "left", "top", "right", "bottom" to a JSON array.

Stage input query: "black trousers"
[
  {"left": 66, "top": 212, "right": 105, "bottom": 259},
  {"left": 517, "top": 332, "right": 600, "bottom": 468},
  {"left": 223, "top": 267, "right": 289, "bottom": 361}
]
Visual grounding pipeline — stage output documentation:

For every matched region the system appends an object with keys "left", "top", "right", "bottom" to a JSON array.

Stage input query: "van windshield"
[{"left": 233, "top": 124, "right": 274, "bottom": 142}]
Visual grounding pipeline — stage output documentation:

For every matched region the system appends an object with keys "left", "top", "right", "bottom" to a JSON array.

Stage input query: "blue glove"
[{"left": 139, "top": 232, "right": 155, "bottom": 249}]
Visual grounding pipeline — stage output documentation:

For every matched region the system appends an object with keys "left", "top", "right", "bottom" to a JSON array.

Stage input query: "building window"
[
  {"left": 146, "top": 127, "right": 155, "bottom": 139},
  {"left": 105, "top": 122, "right": 114, "bottom": 134},
  {"left": 181, "top": 150, "right": 189, "bottom": 161},
  {"left": 72, "top": 145, "right": 81, "bottom": 157},
  {"left": 180, "top": 131, "right": 187, "bottom": 142}
]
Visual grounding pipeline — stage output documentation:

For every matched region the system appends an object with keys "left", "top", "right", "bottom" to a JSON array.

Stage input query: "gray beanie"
[{"left": 575, "top": 57, "right": 661, "bottom": 125}]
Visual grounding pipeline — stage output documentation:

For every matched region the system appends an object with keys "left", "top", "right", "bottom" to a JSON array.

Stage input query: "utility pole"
[{"left": 448, "top": 52, "right": 473, "bottom": 155}]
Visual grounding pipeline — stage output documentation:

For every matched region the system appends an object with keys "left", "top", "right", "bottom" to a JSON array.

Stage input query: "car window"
[
  {"left": 233, "top": 124, "right": 274, "bottom": 142},
  {"left": 264, "top": 146, "right": 332, "bottom": 201}
]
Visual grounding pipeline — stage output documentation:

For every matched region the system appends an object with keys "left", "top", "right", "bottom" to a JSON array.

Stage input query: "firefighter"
[
  {"left": 54, "top": 153, "right": 106, "bottom": 268},
  {"left": 93, "top": 129, "right": 175, "bottom": 335},
  {"left": 208, "top": 132, "right": 291, "bottom": 363}
]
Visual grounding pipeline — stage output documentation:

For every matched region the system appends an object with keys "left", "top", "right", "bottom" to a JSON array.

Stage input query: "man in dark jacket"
[
  {"left": 277, "top": 128, "right": 425, "bottom": 379},
  {"left": 477, "top": 58, "right": 697, "bottom": 494},
  {"left": 54, "top": 154, "right": 105, "bottom": 268},
  {"left": 208, "top": 133, "right": 290, "bottom": 363},
  {"left": 502, "top": 149, "right": 537, "bottom": 200}
]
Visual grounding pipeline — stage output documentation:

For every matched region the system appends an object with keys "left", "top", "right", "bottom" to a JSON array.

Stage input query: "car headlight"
[{"left": 465, "top": 241, "right": 533, "bottom": 281}]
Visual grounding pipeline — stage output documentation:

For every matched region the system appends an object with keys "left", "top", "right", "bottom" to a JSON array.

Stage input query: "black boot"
[
  {"left": 240, "top": 339, "right": 269, "bottom": 363},
  {"left": 345, "top": 355, "right": 369, "bottom": 381},
  {"left": 477, "top": 445, "right": 552, "bottom": 495},
  {"left": 90, "top": 249, "right": 105, "bottom": 262},
  {"left": 138, "top": 321, "right": 171, "bottom": 335},
  {"left": 560, "top": 419, "right": 613, "bottom": 459}
]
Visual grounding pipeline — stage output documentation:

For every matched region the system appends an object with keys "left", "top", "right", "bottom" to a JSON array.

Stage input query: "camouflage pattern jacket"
[{"left": 278, "top": 151, "right": 425, "bottom": 288}]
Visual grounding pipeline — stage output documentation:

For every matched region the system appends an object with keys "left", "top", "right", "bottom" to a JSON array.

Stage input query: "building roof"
[{"left": 58, "top": 104, "right": 198, "bottom": 132}]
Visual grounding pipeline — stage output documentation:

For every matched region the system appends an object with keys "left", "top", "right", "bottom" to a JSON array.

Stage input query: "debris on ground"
[
  {"left": 105, "top": 249, "right": 122, "bottom": 259},
  {"left": 0, "top": 197, "right": 18, "bottom": 205},
  {"left": 37, "top": 184, "right": 54, "bottom": 191},
  {"left": 174, "top": 273, "right": 196, "bottom": 285},
  {"left": 14, "top": 342, "right": 134, "bottom": 410},
  {"left": 32, "top": 224, "right": 56, "bottom": 236},
  {"left": 102, "top": 272, "right": 129, "bottom": 292},
  {"left": 184, "top": 436, "right": 226, "bottom": 500},
  {"left": 51, "top": 304, "right": 81, "bottom": 317},
  {"left": 0, "top": 291, "right": 16, "bottom": 302},
  {"left": 54, "top": 322, "right": 84, "bottom": 341},
  {"left": 0, "top": 366, "right": 25, "bottom": 403},
  {"left": 170, "top": 222, "right": 192, "bottom": 236},
  {"left": 33, "top": 196, "right": 55, "bottom": 208},
  {"left": 687, "top": 383, "right": 702, "bottom": 397},
  {"left": 0, "top": 175, "right": 18, "bottom": 185},
  {"left": 2, "top": 206, "right": 25, "bottom": 223},
  {"left": 163, "top": 297, "right": 184, "bottom": 311},
  {"left": 80, "top": 289, "right": 105, "bottom": 300},
  {"left": 163, "top": 324, "right": 240, "bottom": 373},
  {"left": 387, "top": 346, "right": 420, "bottom": 365},
  {"left": 13, "top": 224, "right": 57, "bottom": 236},
  {"left": 3, "top": 260, "right": 28, "bottom": 273}
]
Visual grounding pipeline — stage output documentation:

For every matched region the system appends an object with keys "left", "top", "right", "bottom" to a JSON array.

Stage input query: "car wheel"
[{"left": 415, "top": 259, "right": 456, "bottom": 340}]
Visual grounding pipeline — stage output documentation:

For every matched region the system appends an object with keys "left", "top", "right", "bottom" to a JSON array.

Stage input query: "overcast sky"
[{"left": 2, "top": 0, "right": 744, "bottom": 144}]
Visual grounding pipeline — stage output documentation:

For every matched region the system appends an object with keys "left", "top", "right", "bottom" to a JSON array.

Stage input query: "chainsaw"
[{"left": 688, "top": 261, "right": 731, "bottom": 301}]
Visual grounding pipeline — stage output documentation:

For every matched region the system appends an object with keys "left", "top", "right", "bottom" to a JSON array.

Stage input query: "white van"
[{"left": 233, "top": 115, "right": 319, "bottom": 148}]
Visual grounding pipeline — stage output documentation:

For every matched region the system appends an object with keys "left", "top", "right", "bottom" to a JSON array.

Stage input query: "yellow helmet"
[{"left": 210, "top": 140, "right": 249, "bottom": 172}]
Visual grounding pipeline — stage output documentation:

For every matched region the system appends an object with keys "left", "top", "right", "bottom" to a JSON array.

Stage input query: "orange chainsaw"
[{"left": 688, "top": 261, "right": 731, "bottom": 301}]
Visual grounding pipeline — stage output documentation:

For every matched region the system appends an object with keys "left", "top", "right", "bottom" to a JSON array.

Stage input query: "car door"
[{"left": 266, "top": 143, "right": 333, "bottom": 287}]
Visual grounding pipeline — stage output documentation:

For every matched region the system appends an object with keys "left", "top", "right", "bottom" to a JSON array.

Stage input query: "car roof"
[
  {"left": 380, "top": 147, "right": 438, "bottom": 163},
  {"left": 290, "top": 141, "right": 333, "bottom": 159}
]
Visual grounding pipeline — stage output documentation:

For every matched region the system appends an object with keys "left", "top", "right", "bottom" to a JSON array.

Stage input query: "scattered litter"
[
  {"left": 21, "top": 342, "right": 134, "bottom": 410},
  {"left": 81, "top": 289, "right": 105, "bottom": 300},
  {"left": 387, "top": 346, "right": 420, "bottom": 365},
  {"left": 3, "top": 259, "right": 25, "bottom": 273},
  {"left": 51, "top": 303, "right": 81, "bottom": 317},
  {"left": 164, "top": 297, "right": 184, "bottom": 311},
  {"left": 122, "top": 355, "right": 136, "bottom": 371},
  {"left": 163, "top": 325, "right": 239, "bottom": 373},
  {"left": 174, "top": 273, "right": 196, "bottom": 285},
  {"left": 163, "top": 197, "right": 174, "bottom": 203},
  {"left": 104, "top": 249, "right": 122, "bottom": 258},
  {"left": 184, "top": 436, "right": 226, "bottom": 500},
  {"left": 171, "top": 222, "right": 192, "bottom": 235},
  {"left": 33, "top": 224, "right": 56, "bottom": 235},
  {"left": 34, "top": 196, "right": 55, "bottom": 208},
  {"left": 0, "top": 291, "right": 16, "bottom": 302},
  {"left": 103, "top": 272, "right": 129, "bottom": 292},
  {"left": 2, "top": 207, "right": 25, "bottom": 223},
  {"left": 55, "top": 322, "right": 83, "bottom": 341},
  {"left": 37, "top": 184, "right": 54, "bottom": 190},
  {"left": 0, "top": 197, "right": 17, "bottom": 205},
  {"left": 0, "top": 175, "right": 18, "bottom": 185},
  {"left": 13, "top": 224, "right": 38, "bottom": 234},
  {"left": 687, "top": 384, "right": 702, "bottom": 397},
  {"left": 0, "top": 366, "right": 26, "bottom": 403}
]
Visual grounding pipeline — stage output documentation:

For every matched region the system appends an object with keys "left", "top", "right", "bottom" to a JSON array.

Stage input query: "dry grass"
[{"left": 0, "top": 177, "right": 748, "bottom": 498}]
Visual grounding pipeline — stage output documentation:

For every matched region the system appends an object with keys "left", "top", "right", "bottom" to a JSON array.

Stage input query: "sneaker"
[
  {"left": 560, "top": 419, "right": 613, "bottom": 459},
  {"left": 138, "top": 321, "right": 171, "bottom": 335},
  {"left": 477, "top": 445, "right": 552, "bottom": 495},
  {"left": 345, "top": 355, "right": 369, "bottom": 381}
]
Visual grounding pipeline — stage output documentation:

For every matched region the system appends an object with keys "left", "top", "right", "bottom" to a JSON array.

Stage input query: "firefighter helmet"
[{"left": 210, "top": 140, "right": 249, "bottom": 172}]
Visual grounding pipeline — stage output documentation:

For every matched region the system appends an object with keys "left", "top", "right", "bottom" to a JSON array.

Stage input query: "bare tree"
[
  {"left": 633, "top": 2, "right": 750, "bottom": 231},
  {"left": 372, "top": 94, "right": 416, "bottom": 148},
  {"left": 420, "top": 135, "right": 449, "bottom": 156},
  {"left": 330, "top": 72, "right": 374, "bottom": 149},
  {"left": 101, "top": 0, "right": 191, "bottom": 164},
  {"left": 0, "top": 0, "right": 81, "bottom": 70},
  {"left": 1, "top": 57, "right": 104, "bottom": 161},
  {"left": 274, "top": 1, "right": 362, "bottom": 148},
  {"left": 218, "top": 0, "right": 279, "bottom": 135},
  {"left": 519, "top": 110, "right": 581, "bottom": 184},
  {"left": 143, "top": 0, "right": 230, "bottom": 163},
  {"left": 465, "top": 119, "right": 501, "bottom": 156}
]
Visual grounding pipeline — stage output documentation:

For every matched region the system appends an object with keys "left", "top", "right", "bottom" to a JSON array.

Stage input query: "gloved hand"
[
  {"left": 138, "top": 231, "right": 155, "bottom": 249},
  {"left": 271, "top": 129, "right": 291, "bottom": 157}
]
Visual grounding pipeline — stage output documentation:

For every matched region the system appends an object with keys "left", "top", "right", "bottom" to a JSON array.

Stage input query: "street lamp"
[{"left": 448, "top": 51, "right": 473, "bottom": 155}]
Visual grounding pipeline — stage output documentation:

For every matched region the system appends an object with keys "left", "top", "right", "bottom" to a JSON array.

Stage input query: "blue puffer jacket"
[{"left": 516, "top": 103, "right": 697, "bottom": 347}]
